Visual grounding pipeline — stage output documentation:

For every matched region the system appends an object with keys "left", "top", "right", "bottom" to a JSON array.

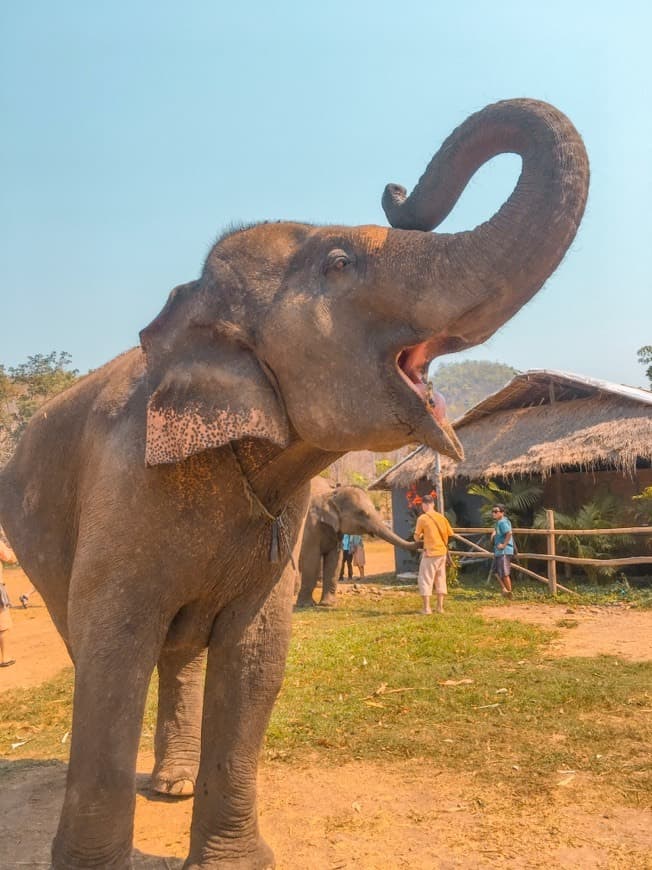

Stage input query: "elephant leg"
[
  {"left": 52, "top": 583, "right": 165, "bottom": 869},
  {"left": 150, "top": 645, "right": 207, "bottom": 797},
  {"left": 295, "top": 546, "right": 320, "bottom": 607},
  {"left": 318, "top": 547, "right": 340, "bottom": 607},
  {"left": 184, "top": 567, "right": 294, "bottom": 870}
]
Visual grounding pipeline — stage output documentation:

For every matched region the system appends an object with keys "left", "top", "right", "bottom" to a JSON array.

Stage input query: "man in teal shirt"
[{"left": 491, "top": 504, "right": 514, "bottom": 598}]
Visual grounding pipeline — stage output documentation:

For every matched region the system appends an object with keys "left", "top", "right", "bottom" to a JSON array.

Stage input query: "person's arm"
[
  {"left": 499, "top": 531, "right": 513, "bottom": 549},
  {"left": 413, "top": 516, "right": 424, "bottom": 542}
]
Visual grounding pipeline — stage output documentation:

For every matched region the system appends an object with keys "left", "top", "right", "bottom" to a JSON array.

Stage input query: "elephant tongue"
[{"left": 397, "top": 342, "right": 448, "bottom": 423}]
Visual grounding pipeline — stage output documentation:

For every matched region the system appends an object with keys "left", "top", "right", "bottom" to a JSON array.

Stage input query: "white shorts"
[{"left": 417, "top": 554, "right": 447, "bottom": 596}]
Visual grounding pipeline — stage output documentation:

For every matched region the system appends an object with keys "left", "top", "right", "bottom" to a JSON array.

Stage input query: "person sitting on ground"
[
  {"left": 0, "top": 539, "right": 18, "bottom": 668},
  {"left": 413, "top": 495, "right": 453, "bottom": 614},
  {"left": 490, "top": 503, "right": 514, "bottom": 599}
]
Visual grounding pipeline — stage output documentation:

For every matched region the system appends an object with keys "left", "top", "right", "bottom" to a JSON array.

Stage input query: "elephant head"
[
  {"left": 316, "top": 481, "right": 418, "bottom": 550},
  {"left": 140, "top": 99, "right": 589, "bottom": 467}
]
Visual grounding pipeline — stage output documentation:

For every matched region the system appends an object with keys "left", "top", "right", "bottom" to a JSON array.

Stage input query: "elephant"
[
  {"left": 295, "top": 477, "right": 418, "bottom": 607},
  {"left": 0, "top": 99, "right": 588, "bottom": 869}
]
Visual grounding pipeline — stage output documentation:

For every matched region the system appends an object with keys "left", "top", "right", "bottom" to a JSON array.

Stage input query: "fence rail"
[{"left": 452, "top": 519, "right": 652, "bottom": 595}]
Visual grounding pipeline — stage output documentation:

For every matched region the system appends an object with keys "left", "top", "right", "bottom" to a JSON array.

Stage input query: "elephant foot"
[
  {"left": 294, "top": 597, "right": 316, "bottom": 608},
  {"left": 149, "top": 767, "right": 196, "bottom": 797},
  {"left": 317, "top": 595, "right": 337, "bottom": 608},
  {"left": 184, "top": 836, "right": 274, "bottom": 869}
]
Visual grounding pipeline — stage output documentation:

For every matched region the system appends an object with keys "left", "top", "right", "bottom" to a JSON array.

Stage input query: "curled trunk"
[{"left": 382, "top": 99, "right": 590, "bottom": 349}]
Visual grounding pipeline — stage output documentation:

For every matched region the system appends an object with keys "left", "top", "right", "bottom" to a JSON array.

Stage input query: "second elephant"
[{"left": 296, "top": 477, "right": 418, "bottom": 607}]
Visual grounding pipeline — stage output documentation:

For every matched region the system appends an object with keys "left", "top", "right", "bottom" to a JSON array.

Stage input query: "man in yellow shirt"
[{"left": 413, "top": 495, "right": 453, "bottom": 614}]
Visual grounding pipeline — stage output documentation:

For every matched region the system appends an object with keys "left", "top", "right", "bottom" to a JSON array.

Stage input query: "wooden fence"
[{"left": 452, "top": 512, "right": 652, "bottom": 595}]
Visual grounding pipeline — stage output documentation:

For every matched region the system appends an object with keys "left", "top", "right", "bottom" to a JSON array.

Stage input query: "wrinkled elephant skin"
[
  {"left": 0, "top": 99, "right": 588, "bottom": 869},
  {"left": 296, "top": 478, "right": 418, "bottom": 607}
]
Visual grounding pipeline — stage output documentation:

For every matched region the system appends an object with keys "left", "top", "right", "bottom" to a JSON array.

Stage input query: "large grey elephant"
[
  {"left": 0, "top": 99, "right": 588, "bottom": 869},
  {"left": 296, "top": 477, "right": 418, "bottom": 607}
]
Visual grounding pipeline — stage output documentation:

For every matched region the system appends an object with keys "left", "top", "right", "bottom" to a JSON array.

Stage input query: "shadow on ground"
[{"left": 0, "top": 760, "right": 183, "bottom": 868}]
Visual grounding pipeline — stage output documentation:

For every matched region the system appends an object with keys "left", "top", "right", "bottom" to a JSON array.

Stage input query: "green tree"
[
  {"left": 429, "top": 360, "right": 517, "bottom": 420},
  {"left": 636, "top": 345, "right": 652, "bottom": 388},
  {"left": 0, "top": 352, "right": 79, "bottom": 465}
]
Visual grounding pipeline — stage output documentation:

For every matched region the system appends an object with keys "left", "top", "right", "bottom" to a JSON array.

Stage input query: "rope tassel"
[
  {"left": 270, "top": 518, "right": 281, "bottom": 563},
  {"left": 230, "top": 444, "right": 296, "bottom": 570}
]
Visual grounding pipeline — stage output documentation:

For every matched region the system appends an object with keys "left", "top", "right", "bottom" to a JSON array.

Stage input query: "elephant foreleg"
[
  {"left": 184, "top": 567, "right": 294, "bottom": 870},
  {"left": 150, "top": 645, "right": 207, "bottom": 797},
  {"left": 52, "top": 579, "right": 166, "bottom": 869},
  {"left": 295, "top": 544, "right": 320, "bottom": 607},
  {"left": 319, "top": 547, "right": 341, "bottom": 607}
]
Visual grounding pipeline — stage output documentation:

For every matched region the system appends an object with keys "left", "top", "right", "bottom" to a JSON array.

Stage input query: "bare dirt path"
[
  {"left": 2, "top": 754, "right": 651, "bottom": 869},
  {"left": 0, "top": 567, "right": 71, "bottom": 692},
  {"left": 2, "top": 551, "right": 652, "bottom": 868},
  {"left": 481, "top": 602, "right": 652, "bottom": 661}
]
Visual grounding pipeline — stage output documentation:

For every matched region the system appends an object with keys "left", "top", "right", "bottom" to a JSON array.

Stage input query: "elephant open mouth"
[{"left": 396, "top": 341, "right": 447, "bottom": 424}]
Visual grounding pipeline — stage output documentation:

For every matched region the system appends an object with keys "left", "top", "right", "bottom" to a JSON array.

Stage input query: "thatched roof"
[{"left": 371, "top": 370, "right": 652, "bottom": 489}]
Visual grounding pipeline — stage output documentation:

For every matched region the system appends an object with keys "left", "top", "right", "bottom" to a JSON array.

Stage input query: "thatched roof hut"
[{"left": 372, "top": 370, "right": 652, "bottom": 490}]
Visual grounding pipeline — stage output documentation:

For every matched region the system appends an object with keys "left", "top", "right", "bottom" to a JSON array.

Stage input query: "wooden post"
[
  {"left": 546, "top": 509, "right": 557, "bottom": 595},
  {"left": 433, "top": 451, "right": 444, "bottom": 514}
]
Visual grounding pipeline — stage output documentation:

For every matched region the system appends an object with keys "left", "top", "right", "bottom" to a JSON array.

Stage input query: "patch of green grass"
[
  {"left": 0, "top": 668, "right": 74, "bottom": 761},
  {"left": 2, "top": 589, "right": 650, "bottom": 805},
  {"left": 266, "top": 590, "right": 652, "bottom": 801}
]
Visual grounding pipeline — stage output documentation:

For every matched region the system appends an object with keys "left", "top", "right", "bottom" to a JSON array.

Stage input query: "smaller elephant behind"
[{"left": 296, "top": 477, "right": 418, "bottom": 607}]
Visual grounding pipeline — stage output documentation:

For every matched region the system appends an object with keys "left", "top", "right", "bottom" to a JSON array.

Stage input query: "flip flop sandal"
[{"left": 0, "top": 660, "right": 16, "bottom": 668}]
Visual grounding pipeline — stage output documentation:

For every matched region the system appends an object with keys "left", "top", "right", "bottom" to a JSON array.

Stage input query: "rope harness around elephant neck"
[{"left": 229, "top": 444, "right": 296, "bottom": 569}]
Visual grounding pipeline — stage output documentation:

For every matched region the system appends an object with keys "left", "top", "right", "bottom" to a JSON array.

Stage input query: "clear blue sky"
[{"left": 2, "top": 1, "right": 650, "bottom": 388}]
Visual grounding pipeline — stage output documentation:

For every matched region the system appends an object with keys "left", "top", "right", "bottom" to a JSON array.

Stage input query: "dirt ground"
[{"left": 2, "top": 551, "right": 652, "bottom": 869}]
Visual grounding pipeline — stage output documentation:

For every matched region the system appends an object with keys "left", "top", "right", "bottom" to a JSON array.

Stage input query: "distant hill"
[
  {"left": 430, "top": 360, "right": 517, "bottom": 420},
  {"left": 323, "top": 361, "right": 516, "bottom": 491}
]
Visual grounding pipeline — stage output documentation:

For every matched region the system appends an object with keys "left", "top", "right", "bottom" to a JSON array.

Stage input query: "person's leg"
[
  {"left": 0, "top": 627, "right": 15, "bottom": 666},
  {"left": 358, "top": 565, "right": 365, "bottom": 578},
  {"left": 346, "top": 551, "right": 353, "bottom": 579},
  {"left": 503, "top": 562, "right": 513, "bottom": 597},
  {"left": 434, "top": 556, "right": 447, "bottom": 613},
  {"left": 494, "top": 556, "right": 509, "bottom": 596},
  {"left": 418, "top": 556, "right": 433, "bottom": 614}
]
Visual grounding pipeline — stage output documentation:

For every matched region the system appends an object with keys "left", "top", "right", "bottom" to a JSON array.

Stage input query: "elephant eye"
[{"left": 323, "top": 249, "right": 354, "bottom": 275}]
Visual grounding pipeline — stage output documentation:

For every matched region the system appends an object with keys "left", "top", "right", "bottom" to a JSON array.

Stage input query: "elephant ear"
[
  {"left": 141, "top": 285, "right": 290, "bottom": 467},
  {"left": 316, "top": 496, "right": 341, "bottom": 532}
]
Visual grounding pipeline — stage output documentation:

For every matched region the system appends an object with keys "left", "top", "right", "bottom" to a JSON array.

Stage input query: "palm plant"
[
  {"left": 632, "top": 486, "right": 652, "bottom": 524},
  {"left": 465, "top": 478, "right": 543, "bottom": 572},
  {"left": 467, "top": 478, "right": 543, "bottom": 527},
  {"left": 533, "top": 493, "right": 633, "bottom": 583}
]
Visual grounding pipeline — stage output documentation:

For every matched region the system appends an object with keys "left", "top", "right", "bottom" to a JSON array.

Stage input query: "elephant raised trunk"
[{"left": 383, "top": 99, "right": 590, "bottom": 350}]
